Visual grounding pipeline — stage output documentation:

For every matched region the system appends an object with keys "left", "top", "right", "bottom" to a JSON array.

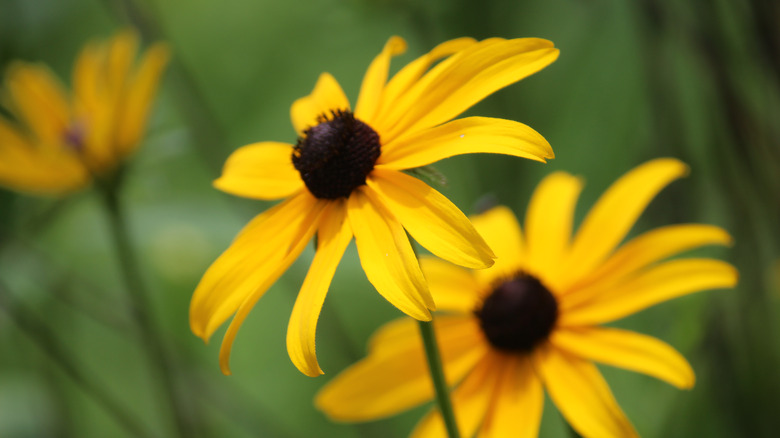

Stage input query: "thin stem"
[
  {"left": 101, "top": 187, "right": 192, "bottom": 438},
  {"left": 417, "top": 319, "right": 461, "bottom": 438},
  {"left": 0, "top": 281, "right": 156, "bottom": 438}
]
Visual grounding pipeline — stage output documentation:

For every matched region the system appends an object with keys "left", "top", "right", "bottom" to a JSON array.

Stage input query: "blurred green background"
[{"left": 1, "top": 0, "right": 779, "bottom": 436}]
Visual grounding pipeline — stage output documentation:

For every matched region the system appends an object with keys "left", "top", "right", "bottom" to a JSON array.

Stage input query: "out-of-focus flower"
[
  {"left": 317, "top": 159, "right": 738, "bottom": 437},
  {"left": 0, "top": 30, "right": 169, "bottom": 195},
  {"left": 190, "top": 36, "right": 559, "bottom": 376}
]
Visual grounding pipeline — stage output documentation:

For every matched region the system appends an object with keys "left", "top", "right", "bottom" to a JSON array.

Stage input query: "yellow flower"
[
  {"left": 0, "top": 30, "right": 169, "bottom": 195},
  {"left": 190, "top": 36, "right": 559, "bottom": 377},
  {"left": 317, "top": 159, "right": 738, "bottom": 437}
]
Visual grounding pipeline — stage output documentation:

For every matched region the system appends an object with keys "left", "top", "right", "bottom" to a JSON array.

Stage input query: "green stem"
[
  {"left": 417, "top": 319, "right": 461, "bottom": 438},
  {"left": 0, "top": 281, "right": 156, "bottom": 438},
  {"left": 101, "top": 187, "right": 191, "bottom": 438}
]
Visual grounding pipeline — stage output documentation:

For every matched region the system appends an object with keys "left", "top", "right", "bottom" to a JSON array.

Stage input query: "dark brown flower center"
[
  {"left": 63, "top": 120, "right": 87, "bottom": 152},
  {"left": 475, "top": 273, "right": 558, "bottom": 352},
  {"left": 292, "top": 110, "right": 381, "bottom": 199}
]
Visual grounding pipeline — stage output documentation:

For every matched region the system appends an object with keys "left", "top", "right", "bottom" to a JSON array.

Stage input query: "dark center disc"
[
  {"left": 475, "top": 273, "right": 558, "bottom": 352},
  {"left": 292, "top": 110, "right": 381, "bottom": 199}
]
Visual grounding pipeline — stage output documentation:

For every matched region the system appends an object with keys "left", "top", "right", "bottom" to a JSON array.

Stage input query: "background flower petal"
[
  {"left": 347, "top": 188, "right": 433, "bottom": 319},
  {"left": 551, "top": 327, "right": 695, "bottom": 389},
  {"left": 213, "top": 141, "right": 304, "bottom": 200},
  {"left": 368, "top": 169, "right": 495, "bottom": 269},
  {"left": 479, "top": 355, "right": 543, "bottom": 438},
  {"left": 5, "top": 62, "right": 70, "bottom": 146},
  {"left": 286, "top": 201, "right": 352, "bottom": 377},
  {"left": 316, "top": 316, "right": 485, "bottom": 421},
  {"left": 558, "top": 158, "right": 690, "bottom": 289},
  {"left": 377, "top": 116, "right": 552, "bottom": 169},
  {"left": 290, "top": 72, "right": 350, "bottom": 135},
  {"left": 559, "top": 259, "right": 738, "bottom": 326},
  {"left": 419, "top": 258, "right": 481, "bottom": 313},
  {"left": 469, "top": 206, "right": 525, "bottom": 284},
  {"left": 568, "top": 224, "right": 733, "bottom": 293},
  {"left": 534, "top": 345, "right": 639, "bottom": 438},
  {"left": 524, "top": 172, "right": 583, "bottom": 284},
  {"left": 411, "top": 351, "right": 499, "bottom": 438}
]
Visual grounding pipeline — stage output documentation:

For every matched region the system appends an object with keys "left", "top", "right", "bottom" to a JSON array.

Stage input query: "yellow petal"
[
  {"left": 218, "top": 213, "right": 319, "bottom": 375},
  {"left": 116, "top": 41, "right": 170, "bottom": 155},
  {"left": 559, "top": 158, "right": 690, "bottom": 289},
  {"left": 524, "top": 172, "right": 583, "bottom": 283},
  {"left": 372, "top": 37, "right": 477, "bottom": 134},
  {"left": 411, "top": 351, "right": 499, "bottom": 438},
  {"left": 189, "top": 192, "right": 324, "bottom": 341},
  {"left": 570, "top": 224, "right": 733, "bottom": 292},
  {"left": 287, "top": 201, "right": 352, "bottom": 377},
  {"left": 0, "top": 118, "right": 87, "bottom": 195},
  {"left": 382, "top": 38, "right": 558, "bottom": 141},
  {"left": 377, "top": 116, "right": 553, "bottom": 170},
  {"left": 213, "top": 142, "right": 304, "bottom": 200},
  {"left": 316, "top": 316, "right": 486, "bottom": 420},
  {"left": 479, "top": 355, "right": 543, "bottom": 438},
  {"left": 5, "top": 62, "right": 70, "bottom": 146},
  {"left": 419, "top": 258, "right": 481, "bottom": 313},
  {"left": 347, "top": 187, "right": 433, "bottom": 319},
  {"left": 106, "top": 30, "right": 139, "bottom": 99},
  {"left": 551, "top": 327, "right": 695, "bottom": 389},
  {"left": 469, "top": 206, "right": 524, "bottom": 284},
  {"left": 560, "top": 259, "right": 738, "bottom": 326},
  {"left": 290, "top": 73, "right": 350, "bottom": 135},
  {"left": 533, "top": 345, "right": 638, "bottom": 438},
  {"left": 354, "top": 36, "right": 406, "bottom": 123},
  {"left": 368, "top": 168, "right": 495, "bottom": 269}
]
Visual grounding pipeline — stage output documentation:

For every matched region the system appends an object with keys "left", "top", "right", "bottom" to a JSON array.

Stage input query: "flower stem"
[
  {"left": 0, "top": 281, "right": 157, "bottom": 438},
  {"left": 101, "top": 187, "right": 191, "bottom": 438},
  {"left": 417, "top": 319, "right": 461, "bottom": 438}
]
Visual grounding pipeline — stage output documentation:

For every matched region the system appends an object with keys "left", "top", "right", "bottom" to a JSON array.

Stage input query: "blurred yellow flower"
[
  {"left": 317, "top": 159, "right": 738, "bottom": 437},
  {"left": 190, "top": 36, "right": 559, "bottom": 377},
  {"left": 0, "top": 30, "right": 169, "bottom": 195}
]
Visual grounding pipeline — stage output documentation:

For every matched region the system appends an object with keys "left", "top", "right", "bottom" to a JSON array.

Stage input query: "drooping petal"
[
  {"left": 213, "top": 142, "right": 304, "bottom": 200},
  {"left": 559, "top": 259, "right": 738, "bottom": 326},
  {"left": 189, "top": 191, "right": 325, "bottom": 342},
  {"left": 571, "top": 224, "right": 733, "bottom": 292},
  {"left": 381, "top": 38, "right": 559, "bottom": 141},
  {"left": 377, "top": 116, "right": 553, "bottom": 169},
  {"left": 354, "top": 36, "right": 407, "bottom": 123},
  {"left": 524, "top": 172, "right": 583, "bottom": 284},
  {"left": 533, "top": 345, "right": 638, "bottom": 438},
  {"left": 551, "top": 327, "right": 695, "bottom": 389},
  {"left": 368, "top": 168, "right": 495, "bottom": 269},
  {"left": 419, "top": 258, "right": 481, "bottom": 314},
  {"left": 371, "top": 37, "right": 477, "bottom": 133},
  {"left": 0, "top": 119, "right": 88, "bottom": 195},
  {"left": 286, "top": 201, "right": 352, "bottom": 377},
  {"left": 411, "top": 351, "right": 500, "bottom": 438},
  {"left": 116, "top": 41, "right": 170, "bottom": 155},
  {"left": 347, "top": 187, "right": 433, "bottom": 319},
  {"left": 316, "top": 316, "right": 486, "bottom": 420},
  {"left": 290, "top": 73, "right": 350, "bottom": 135},
  {"left": 469, "top": 206, "right": 524, "bottom": 285},
  {"left": 479, "top": 355, "right": 543, "bottom": 438},
  {"left": 558, "top": 158, "right": 690, "bottom": 289},
  {"left": 5, "top": 63, "right": 70, "bottom": 146}
]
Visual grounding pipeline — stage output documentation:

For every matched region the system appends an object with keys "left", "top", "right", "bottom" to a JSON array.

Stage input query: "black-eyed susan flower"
[
  {"left": 317, "top": 159, "right": 738, "bottom": 437},
  {"left": 0, "top": 30, "right": 169, "bottom": 196},
  {"left": 190, "top": 36, "right": 559, "bottom": 377}
]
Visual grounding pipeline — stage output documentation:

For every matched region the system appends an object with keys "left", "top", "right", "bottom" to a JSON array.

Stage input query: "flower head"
[
  {"left": 190, "top": 36, "right": 559, "bottom": 376},
  {"left": 0, "top": 30, "right": 169, "bottom": 195},
  {"left": 316, "top": 159, "right": 738, "bottom": 437}
]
